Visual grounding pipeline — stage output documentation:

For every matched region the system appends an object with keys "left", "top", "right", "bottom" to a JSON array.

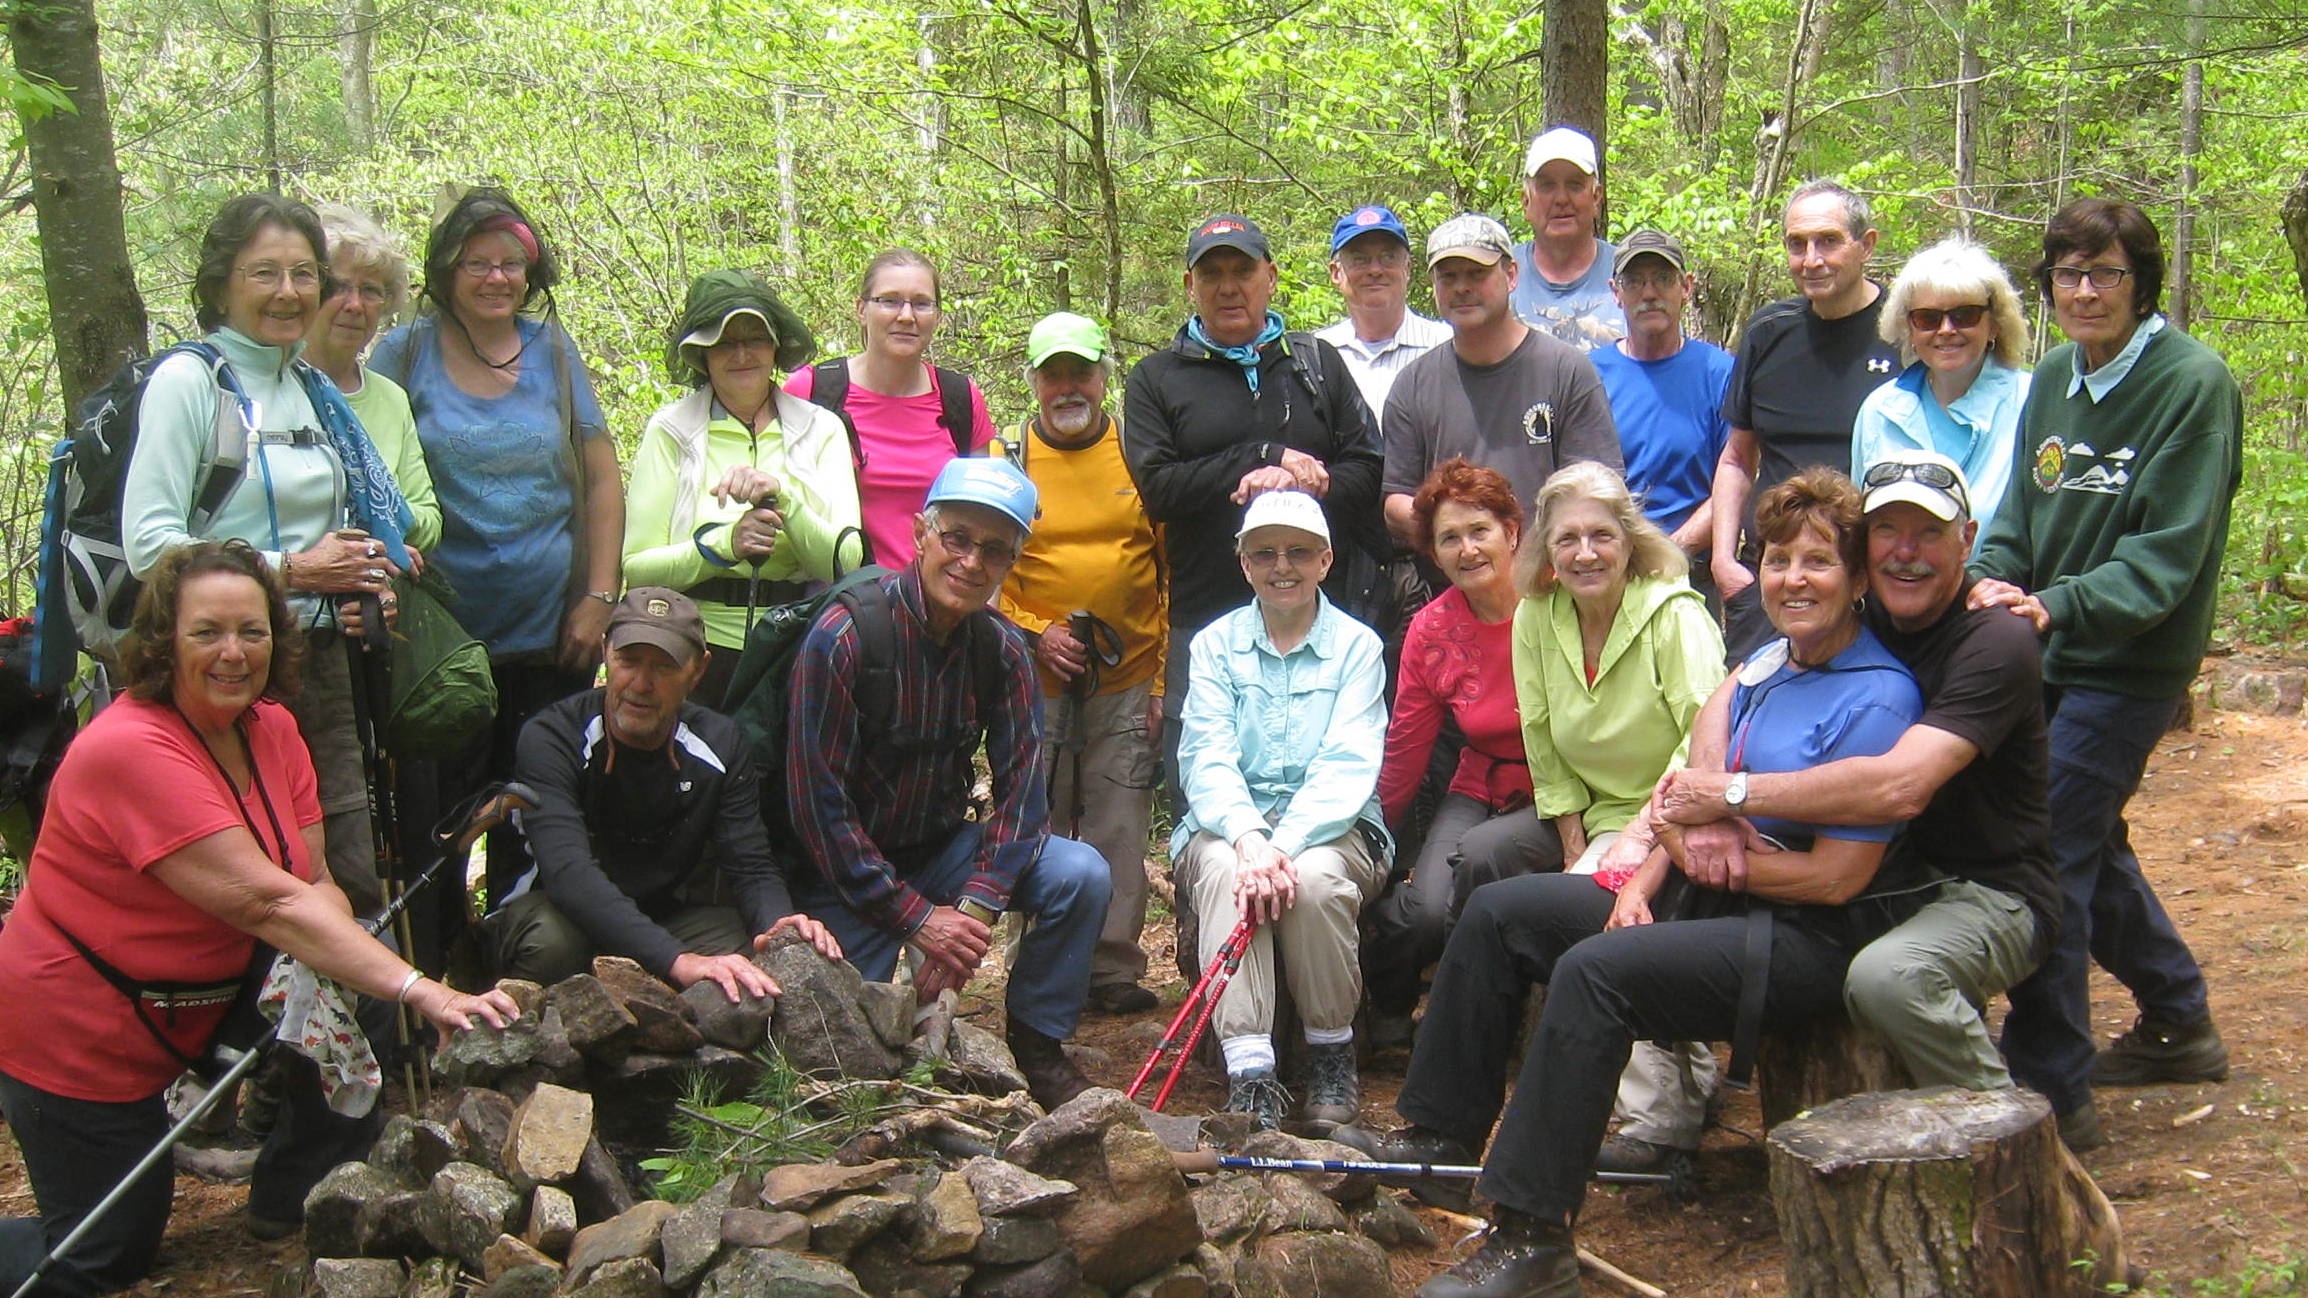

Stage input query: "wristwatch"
[
  {"left": 586, "top": 589, "right": 618, "bottom": 606},
  {"left": 956, "top": 898, "right": 1002, "bottom": 926},
  {"left": 1724, "top": 771, "right": 1750, "bottom": 809}
]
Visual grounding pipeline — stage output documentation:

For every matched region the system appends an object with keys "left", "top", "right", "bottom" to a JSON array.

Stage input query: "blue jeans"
[
  {"left": 2001, "top": 685, "right": 2209, "bottom": 1115},
  {"left": 797, "top": 823, "right": 1109, "bottom": 1041}
]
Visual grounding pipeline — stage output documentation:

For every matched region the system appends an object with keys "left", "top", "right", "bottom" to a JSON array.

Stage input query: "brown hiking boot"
[{"left": 1007, "top": 1015, "right": 1092, "bottom": 1110}]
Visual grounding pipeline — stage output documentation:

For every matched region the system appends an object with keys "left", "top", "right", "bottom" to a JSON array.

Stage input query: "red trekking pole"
[{"left": 1126, "top": 917, "right": 1256, "bottom": 1112}]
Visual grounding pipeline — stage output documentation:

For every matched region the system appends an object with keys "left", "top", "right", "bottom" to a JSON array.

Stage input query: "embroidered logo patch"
[
  {"left": 1523, "top": 402, "right": 1557, "bottom": 446},
  {"left": 2033, "top": 437, "right": 2066, "bottom": 493},
  {"left": 646, "top": 597, "right": 672, "bottom": 617}
]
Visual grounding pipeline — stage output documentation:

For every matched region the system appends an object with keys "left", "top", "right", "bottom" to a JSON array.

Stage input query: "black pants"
[
  {"left": 423, "top": 657, "right": 593, "bottom": 911},
  {"left": 0, "top": 1040, "right": 381, "bottom": 1296},
  {"left": 1393, "top": 874, "right": 1871, "bottom": 1223}
]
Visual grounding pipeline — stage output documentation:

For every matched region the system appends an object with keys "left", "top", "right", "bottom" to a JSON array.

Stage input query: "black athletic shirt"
[
  {"left": 1863, "top": 582, "right": 2060, "bottom": 952},
  {"left": 1722, "top": 290, "right": 1901, "bottom": 499}
]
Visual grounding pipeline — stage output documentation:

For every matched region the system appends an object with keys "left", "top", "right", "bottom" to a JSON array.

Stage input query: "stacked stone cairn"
[{"left": 290, "top": 936, "right": 1436, "bottom": 1298}]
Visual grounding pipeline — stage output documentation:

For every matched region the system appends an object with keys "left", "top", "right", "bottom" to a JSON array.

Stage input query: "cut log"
[
  {"left": 1757, "top": 1011, "right": 1915, "bottom": 1129},
  {"left": 1768, "top": 1087, "right": 2133, "bottom": 1297}
]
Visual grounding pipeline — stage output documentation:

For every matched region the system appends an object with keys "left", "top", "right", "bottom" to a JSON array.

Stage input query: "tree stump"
[
  {"left": 1757, "top": 1011, "right": 1915, "bottom": 1129},
  {"left": 1768, "top": 1087, "right": 2132, "bottom": 1297}
]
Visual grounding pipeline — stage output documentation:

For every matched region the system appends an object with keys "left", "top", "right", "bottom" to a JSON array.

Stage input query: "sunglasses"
[
  {"left": 1907, "top": 304, "right": 1989, "bottom": 332},
  {"left": 1863, "top": 460, "right": 1972, "bottom": 514}
]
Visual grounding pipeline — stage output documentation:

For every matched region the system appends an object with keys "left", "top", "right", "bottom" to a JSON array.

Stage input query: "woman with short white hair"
[
  {"left": 1852, "top": 237, "right": 2032, "bottom": 543},
  {"left": 1173, "top": 489, "right": 1390, "bottom": 1133}
]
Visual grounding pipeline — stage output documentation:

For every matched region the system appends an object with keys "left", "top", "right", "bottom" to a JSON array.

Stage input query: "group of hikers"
[{"left": 0, "top": 120, "right": 2245, "bottom": 1298}]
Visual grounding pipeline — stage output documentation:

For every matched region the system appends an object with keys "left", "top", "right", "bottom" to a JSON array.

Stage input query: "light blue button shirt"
[
  {"left": 1173, "top": 593, "right": 1391, "bottom": 862},
  {"left": 2067, "top": 312, "right": 2166, "bottom": 402}
]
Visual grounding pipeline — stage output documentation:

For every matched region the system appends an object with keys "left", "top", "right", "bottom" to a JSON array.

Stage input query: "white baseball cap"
[
  {"left": 1523, "top": 126, "right": 1599, "bottom": 178},
  {"left": 1235, "top": 490, "right": 1330, "bottom": 545}
]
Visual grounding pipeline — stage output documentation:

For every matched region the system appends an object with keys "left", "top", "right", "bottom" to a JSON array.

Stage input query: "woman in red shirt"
[{"left": 0, "top": 541, "right": 515, "bottom": 1294}]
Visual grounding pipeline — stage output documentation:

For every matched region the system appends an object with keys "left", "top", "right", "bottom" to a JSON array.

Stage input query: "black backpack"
[
  {"left": 807, "top": 358, "right": 977, "bottom": 565},
  {"left": 722, "top": 566, "right": 1006, "bottom": 837},
  {"left": 31, "top": 342, "right": 255, "bottom": 692}
]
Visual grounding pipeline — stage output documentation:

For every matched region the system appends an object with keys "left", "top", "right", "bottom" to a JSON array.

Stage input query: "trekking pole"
[
  {"left": 1166, "top": 1148, "right": 1675, "bottom": 1187},
  {"left": 1062, "top": 611, "right": 1094, "bottom": 840},
  {"left": 4, "top": 781, "right": 533, "bottom": 1298},
  {"left": 743, "top": 490, "right": 777, "bottom": 633},
  {"left": 344, "top": 612, "right": 424, "bottom": 1108},
  {"left": 1126, "top": 917, "right": 1256, "bottom": 1112}
]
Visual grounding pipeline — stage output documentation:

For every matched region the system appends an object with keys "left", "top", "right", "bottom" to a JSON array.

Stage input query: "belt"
[{"left": 688, "top": 577, "right": 808, "bottom": 606}]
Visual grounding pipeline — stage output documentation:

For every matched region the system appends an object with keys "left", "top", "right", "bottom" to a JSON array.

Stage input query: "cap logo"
[
  {"left": 1202, "top": 220, "right": 1246, "bottom": 236},
  {"left": 1356, "top": 210, "right": 1381, "bottom": 226},
  {"left": 646, "top": 598, "right": 671, "bottom": 618}
]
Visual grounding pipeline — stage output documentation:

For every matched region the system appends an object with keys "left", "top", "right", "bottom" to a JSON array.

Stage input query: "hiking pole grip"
[{"left": 436, "top": 782, "right": 540, "bottom": 859}]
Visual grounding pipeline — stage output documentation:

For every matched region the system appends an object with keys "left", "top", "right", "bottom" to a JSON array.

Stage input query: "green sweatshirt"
[{"left": 1971, "top": 322, "right": 2241, "bottom": 699}]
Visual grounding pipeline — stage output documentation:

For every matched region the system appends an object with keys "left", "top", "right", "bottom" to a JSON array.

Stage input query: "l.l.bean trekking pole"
[{"left": 6, "top": 783, "right": 537, "bottom": 1298}]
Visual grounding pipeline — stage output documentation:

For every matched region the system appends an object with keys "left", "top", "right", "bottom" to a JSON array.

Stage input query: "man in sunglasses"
[
  {"left": 784, "top": 457, "right": 1114, "bottom": 1111},
  {"left": 1653, "top": 450, "right": 2064, "bottom": 1138}
]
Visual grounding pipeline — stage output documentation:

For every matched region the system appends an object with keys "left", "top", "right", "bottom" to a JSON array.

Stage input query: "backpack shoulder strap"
[
  {"left": 173, "top": 342, "right": 253, "bottom": 531},
  {"left": 931, "top": 366, "right": 975, "bottom": 456},
  {"left": 1281, "top": 331, "right": 1329, "bottom": 409},
  {"left": 810, "top": 357, "right": 865, "bottom": 470},
  {"left": 835, "top": 571, "right": 900, "bottom": 737},
  {"left": 964, "top": 613, "right": 1007, "bottom": 735}
]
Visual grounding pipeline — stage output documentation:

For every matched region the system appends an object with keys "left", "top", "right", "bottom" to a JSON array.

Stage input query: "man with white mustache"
[
  {"left": 1651, "top": 450, "right": 2063, "bottom": 1142},
  {"left": 996, "top": 312, "right": 1169, "bottom": 1016}
]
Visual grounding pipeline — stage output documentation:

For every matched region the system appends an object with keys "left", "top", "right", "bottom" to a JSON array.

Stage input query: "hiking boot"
[
  {"left": 1415, "top": 1207, "right": 1582, "bottom": 1298},
  {"left": 1223, "top": 1068, "right": 1290, "bottom": 1132},
  {"left": 1592, "top": 1134, "right": 1685, "bottom": 1177},
  {"left": 1332, "top": 1123, "right": 1478, "bottom": 1212},
  {"left": 1301, "top": 1042, "right": 1361, "bottom": 1129},
  {"left": 245, "top": 1211, "right": 300, "bottom": 1242},
  {"left": 2058, "top": 1099, "right": 2107, "bottom": 1152},
  {"left": 1085, "top": 982, "right": 1159, "bottom": 1015},
  {"left": 1006, "top": 1016, "right": 1092, "bottom": 1111},
  {"left": 2092, "top": 1014, "right": 2229, "bottom": 1087}
]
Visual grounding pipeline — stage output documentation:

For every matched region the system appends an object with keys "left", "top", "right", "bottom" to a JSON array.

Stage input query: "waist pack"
[{"left": 385, "top": 569, "right": 497, "bottom": 757}]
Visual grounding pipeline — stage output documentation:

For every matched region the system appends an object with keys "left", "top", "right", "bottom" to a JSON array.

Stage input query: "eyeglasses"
[
  {"left": 865, "top": 295, "right": 941, "bottom": 316},
  {"left": 1243, "top": 544, "right": 1324, "bottom": 570},
  {"left": 237, "top": 262, "right": 322, "bottom": 291},
  {"left": 333, "top": 282, "right": 390, "bottom": 307},
  {"left": 1863, "top": 460, "right": 1972, "bottom": 513},
  {"left": 936, "top": 528, "right": 1017, "bottom": 568},
  {"left": 1907, "top": 303, "right": 1989, "bottom": 332},
  {"left": 457, "top": 257, "right": 530, "bottom": 280},
  {"left": 1338, "top": 248, "right": 1407, "bottom": 270},
  {"left": 2048, "top": 265, "right": 2133, "bottom": 291}
]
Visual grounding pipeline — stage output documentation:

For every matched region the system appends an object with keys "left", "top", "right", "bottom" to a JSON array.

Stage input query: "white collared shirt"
[
  {"left": 1316, "top": 311, "right": 1453, "bottom": 417},
  {"left": 2067, "top": 312, "right": 2167, "bottom": 402}
]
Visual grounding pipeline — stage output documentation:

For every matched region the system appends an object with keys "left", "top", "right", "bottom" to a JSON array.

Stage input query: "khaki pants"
[
  {"left": 1175, "top": 828, "right": 1385, "bottom": 1043},
  {"left": 1041, "top": 680, "right": 1160, "bottom": 989}
]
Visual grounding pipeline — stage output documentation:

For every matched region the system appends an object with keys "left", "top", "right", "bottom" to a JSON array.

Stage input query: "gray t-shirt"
[
  {"left": 1510, "top": 238, "right": 1626, "bottom": 350},
  {"left": 1382, "top": 329, "right": 1623, "bottom": 509}
]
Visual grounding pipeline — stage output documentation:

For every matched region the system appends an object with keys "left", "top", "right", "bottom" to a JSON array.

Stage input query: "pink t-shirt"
[
  {"left": 786, "top": 363, "right": 994, "bottom": 567},
  {"left": 0, "top": 696, "right": 322, "bottom": 1100},
  {"left": 1377, "top": 586, "right": 1532, "bottom": 823}
]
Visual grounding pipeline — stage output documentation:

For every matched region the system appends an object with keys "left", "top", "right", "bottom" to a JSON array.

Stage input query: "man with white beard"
[{"left": 997, "top": 312, "right": 1170, "bottom": 1015}]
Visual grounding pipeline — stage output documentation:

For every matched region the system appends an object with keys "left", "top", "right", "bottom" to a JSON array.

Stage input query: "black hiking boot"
[
  {"left": 1414, "top": 1207, "right": 1582, "bottom": 1298},
  {"left": 1300, "top": 1041, "right": 1360, "bottom": 1129},
  {"left": 2091, "top": 1014, "right": 2229, "bottom": 1087},
  {"left": 1007, "top": 1016, "right": 1092, "bottom": 1110},
  {"left": 1592, "top": 1134, "right": 1684, "bottom": 1177},
  {"left": 1331, "top": 1123, "right": 1479, "bottom": 1212},
  {"left": 2058, "top": 1099, "right": 2108, "bottom": 1152}
]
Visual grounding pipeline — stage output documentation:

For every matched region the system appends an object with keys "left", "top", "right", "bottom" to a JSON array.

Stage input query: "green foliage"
[{"left": 2109, "top": 1252, "right": 2308, "bottom": 1296}]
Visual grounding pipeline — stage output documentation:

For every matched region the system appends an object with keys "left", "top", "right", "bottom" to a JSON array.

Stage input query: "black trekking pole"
[
  {"left": 5, "top": 783, "right": 536, "bottom": 1298},
  {"left": 1062, "top": 611, "right": 1095, "bottom": 840},
  {"left": 344, "top": 598, "right": 424, "bottom": 1108},
  {"left": 743, "top": 489, "right": 777, "bottom": 632}
]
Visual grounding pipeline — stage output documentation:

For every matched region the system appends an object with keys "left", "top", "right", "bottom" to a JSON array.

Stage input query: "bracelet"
[
  {"left": 394, "top": 969, "right": 425, "bottom": 1003},
  {"left": 587, "top": 589, "right": 618, "bottom": 606}
]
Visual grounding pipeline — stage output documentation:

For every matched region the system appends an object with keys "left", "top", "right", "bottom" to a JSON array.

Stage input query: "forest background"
[{"left": 5, "top": 0, "right": 2308, "bottom": 644}]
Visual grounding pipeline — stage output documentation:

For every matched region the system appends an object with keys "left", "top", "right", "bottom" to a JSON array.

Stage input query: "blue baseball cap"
[
  {"left": 926, "top": 457, "right": 1040, "bottom": 534},
  {"left": 1330, "top": 205, "right": 1411, "bottom": 255}
]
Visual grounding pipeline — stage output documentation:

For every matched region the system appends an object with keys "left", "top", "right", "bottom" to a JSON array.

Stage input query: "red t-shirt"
[
  {"left": 785, "top": 363, "right": 994, "bottom": 567},
  {"left": 1377, "top": 586, "right": 1534, "bottom": 823},
  {"left": 0, "top": 696, "right": 321, "bottom": 1100}
]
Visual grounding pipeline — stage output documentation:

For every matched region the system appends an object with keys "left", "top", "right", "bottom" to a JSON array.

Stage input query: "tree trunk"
[
  {"left": 338, "top": 0, "right": 377, "bottom": 154},
  {"left": 11, "top": 0, "right": 149, "bottom": 413},
  {"left": 1770, "top": 1088, "right": 2134, "bottom": 1297},
  {"left": 1952, "top": 3, "right": 1980, "bottom": 236},
  {"left": 1542, "top": 0, "right": 1608, "bottom": 222},
  {"left": 776, "top": 85, "right": 799, "bottom": 279},
  {"left": 1727, "top": 0, "right": 1830, "bottom": 344},
  {"left": 1074, "top": 0, "right": 1124, "bottom": 323},
  {"left": 2171, "top": 0, "right": 2205, "bottom": 330},
  {"left": 2280, "top": 170, "right": 2308, "bottom": 310},
  {"left": 258, "top": 0, "right": 281, "bottom": 191},
  {"left": 1757, "top": 1012, "right": 1915, "bottom": 1130}
]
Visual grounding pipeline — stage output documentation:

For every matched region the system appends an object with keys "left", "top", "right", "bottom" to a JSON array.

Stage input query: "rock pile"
[
  {"left": 285, "top": 940, "right": 1437, "bottom": 1298},
  {"left": 297, "top": 1085, "right": 1430, "bottom": 1298}
]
